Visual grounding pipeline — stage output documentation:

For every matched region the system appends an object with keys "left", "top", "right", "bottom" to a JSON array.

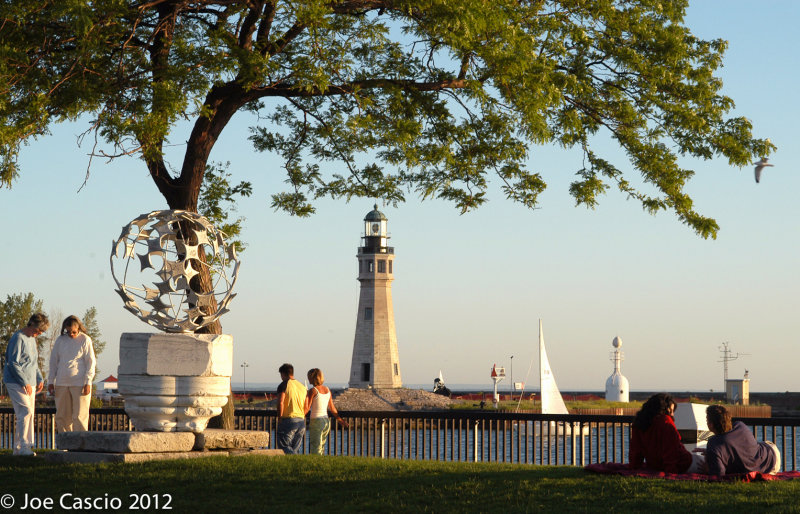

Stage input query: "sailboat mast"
[{"left": 538, "top": 319, "right": 544, "bottom": 389}]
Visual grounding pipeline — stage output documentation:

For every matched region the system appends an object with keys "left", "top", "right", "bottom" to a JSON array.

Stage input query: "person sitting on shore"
[
  {"left": 629, "top": 393, "right": 705, "bottom": 474},
  {"left": 704, "top": 405, "right": 780, "bottom": 476}
]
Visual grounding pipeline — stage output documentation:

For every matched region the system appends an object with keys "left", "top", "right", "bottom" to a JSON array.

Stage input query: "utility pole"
[
  {"left": 510, "top": 355, "right": 514, "bottom": 401},
  {"left": 241, "top": 361, "right": 249, "bottom": 395}
]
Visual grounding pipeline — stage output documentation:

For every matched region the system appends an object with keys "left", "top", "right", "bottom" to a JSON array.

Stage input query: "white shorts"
[
  {"left": 764, "top": 441, "right": 781, "bottom": 474},
  {"left": 686, "top": 451, "right": 707, "bottom": 474}
]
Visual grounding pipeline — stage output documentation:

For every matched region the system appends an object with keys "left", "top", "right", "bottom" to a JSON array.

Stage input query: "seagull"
[{"left": 754, "top": 158, "right": 774, "bottom": 184}]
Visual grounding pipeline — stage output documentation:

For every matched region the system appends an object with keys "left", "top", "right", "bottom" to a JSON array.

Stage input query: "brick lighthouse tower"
[{"left": 349, "top": 205, "right": 402, "bottom": 388}]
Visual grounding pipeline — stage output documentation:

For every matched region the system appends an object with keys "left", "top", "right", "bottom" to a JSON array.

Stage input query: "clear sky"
[{"left": 2, "top": 1, "right": 798, "bottom": 393}]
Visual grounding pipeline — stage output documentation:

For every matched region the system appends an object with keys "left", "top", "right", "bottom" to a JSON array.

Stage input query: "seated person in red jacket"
[
  {"left": 629, "top": 393, "right": 705, "bottom": 473},
  {"left": 705, "top": 405, "right": 780, "bottom": 476}
]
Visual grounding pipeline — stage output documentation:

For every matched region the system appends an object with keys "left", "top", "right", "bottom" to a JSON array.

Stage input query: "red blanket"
[{"left": 585, "top": 462, "right": 800, "bottom": 482}]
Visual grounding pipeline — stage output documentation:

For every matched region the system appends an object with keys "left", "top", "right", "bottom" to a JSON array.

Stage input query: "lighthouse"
[
  {"left": 605, "top": 336, "right": 629, "bottom": 402},
  {"left": 348, "top": 205, "right": 402, "bottom": 388}
]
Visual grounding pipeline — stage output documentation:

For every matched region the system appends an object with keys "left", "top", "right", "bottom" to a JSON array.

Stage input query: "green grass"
[{"left": 2, "top": 452, "right": 800, "bottom": 513}]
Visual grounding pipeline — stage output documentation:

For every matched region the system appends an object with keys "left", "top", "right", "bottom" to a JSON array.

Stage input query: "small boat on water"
[{"left": 433, "top": 370, "right": 452, "bottom": 397}]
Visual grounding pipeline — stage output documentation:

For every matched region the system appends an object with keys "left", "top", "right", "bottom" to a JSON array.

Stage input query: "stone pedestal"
[{"left": 118, "top": 333, "right": 233, "bottom": 432}]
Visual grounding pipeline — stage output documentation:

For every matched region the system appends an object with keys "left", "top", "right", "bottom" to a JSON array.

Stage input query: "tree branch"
[
  {"left": 249, "top": 77, "right": 469, "bottom": 99},
  {"left": 238, "top": 0, "right": 265, "bottom": 50},
  {"left": 255, "top": 0, "right": 276, "bottom": 50},
  {"left": 264, "top": 21, "right": 305, "bottom": 57}
]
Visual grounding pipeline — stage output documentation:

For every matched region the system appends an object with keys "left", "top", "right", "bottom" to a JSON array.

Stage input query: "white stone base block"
[
  {"left": 56, "top": 431, "right": 195, "bottom": 453},
  {"left": 119, "top": 333, "right": 233, "bottom": 377},
  {"left": 45, "top": 430, "right": 280, "bottom": 463},
  {"left": 118, "top": 376, "right": 231, "bottom": 396},
  {"left": 45, "top": 449, "right": 285, "bottom": 463},
  {"left": 194, "top": 429, "right": 270, "bottom": 451},
  {"left": 118, "top": 333, "right": 233, "bottom": 433}
]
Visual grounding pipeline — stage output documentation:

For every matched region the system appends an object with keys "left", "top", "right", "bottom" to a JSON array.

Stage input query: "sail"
[{"left": 539, "top": 319, "right": 569, "bottom": 415}]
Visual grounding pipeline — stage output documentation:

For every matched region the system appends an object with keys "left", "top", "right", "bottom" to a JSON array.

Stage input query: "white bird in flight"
[{"left": 754, "top": 158, "right": 774, "bottom": 184}]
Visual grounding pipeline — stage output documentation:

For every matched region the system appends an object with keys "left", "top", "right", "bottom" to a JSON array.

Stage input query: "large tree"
[
  {"left": 0, "top": 1, "right": 772, "bottom": 422},
  {"left": 0, "top": 0, "right": 772, "bottom": 238}
]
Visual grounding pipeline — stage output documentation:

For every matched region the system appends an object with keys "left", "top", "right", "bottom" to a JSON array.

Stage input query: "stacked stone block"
[{"left": 118, "top": 333, "right": 233, "bottom": 432}]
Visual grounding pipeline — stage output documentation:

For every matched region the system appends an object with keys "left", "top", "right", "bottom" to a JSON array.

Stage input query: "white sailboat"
[
  {"left": 538, "top": 319, "right": 588, "bottom": 436},
  {"left": 539, "top": 319, "right": 569, "bottom": 416}
]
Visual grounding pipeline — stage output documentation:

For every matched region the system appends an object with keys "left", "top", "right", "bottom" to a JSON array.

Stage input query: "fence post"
[
  {"left": 472, "top": 420, "right": 479, "bottom": 463},
  {"left": 380, "top": 419, "right": 386, "bottom": 458},
  {"left": 50, "top": 414, "right": 56, "bottom": 449},
  {"left": 570, "top": 426, "right": 576, "bottom": 466}
]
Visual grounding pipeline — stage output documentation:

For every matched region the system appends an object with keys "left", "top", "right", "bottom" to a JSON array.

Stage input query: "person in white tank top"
[{"left": 304, "top": 368, "right": 348, "bottom": 455}]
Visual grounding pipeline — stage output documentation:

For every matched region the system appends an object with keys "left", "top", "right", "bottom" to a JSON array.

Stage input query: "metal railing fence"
[
  {"left": 235, "top": 409, "right": 800, "bottom": 470},
  {"left": 0, "top": 407, "right": 131, "bottom": 450},
  {"left": 2, "top": 407, "right": 798, "bottom": 470}
]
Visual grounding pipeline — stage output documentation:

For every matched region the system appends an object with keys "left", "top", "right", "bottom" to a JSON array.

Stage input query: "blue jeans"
[{"left": 277, "top": 417, "right": 306, "bottom": 454}]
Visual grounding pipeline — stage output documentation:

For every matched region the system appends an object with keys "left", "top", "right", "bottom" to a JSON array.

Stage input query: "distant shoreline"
[
  {"left": 231, "top": 387, "right": 800, "bottom": 416},
  {"left": 232, "top": 383, "right": 799, "bottom": 395}
]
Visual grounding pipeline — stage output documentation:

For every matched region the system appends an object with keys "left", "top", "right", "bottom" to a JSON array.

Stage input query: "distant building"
[
  {"left": 726, "top": 374, "right": 750, "bottom": 405},
  {"left": 605, "top": 336, "right": 629, "bottom": 402},
  {"left": 96, "top": 374, "right": 120, "bottom": 399},
  {"left": 349, "top": 205, "right": 402, "bottom": 388}
]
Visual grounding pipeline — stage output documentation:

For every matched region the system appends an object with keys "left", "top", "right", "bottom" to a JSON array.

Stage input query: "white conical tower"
[{"left": 605, "top": 336, "right": 629, "bottom": 402}]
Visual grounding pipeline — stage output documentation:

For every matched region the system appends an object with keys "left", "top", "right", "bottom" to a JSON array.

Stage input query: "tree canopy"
[
  {"left": 0, "top": 295, "right": 107, "bottom": 378},
  {"left": 0, "top": 292, "right": 46, "bottom": 376},
  {"left": 0, "top": 0, "right": 773, "bottom": 239},
  {"left": 198, "top": 162, "right": 252, "bottom": 255},
  {"left": 82, "top": 306, "right": 107, "bottom": 359}
]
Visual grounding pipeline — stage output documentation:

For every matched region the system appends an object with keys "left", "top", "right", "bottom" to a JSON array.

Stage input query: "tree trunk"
[
  {"left": 145, "top": 87, "right": 248, "bottom": 431},
  {"left": 206, "top": 391, "right": 236, "bottom": 430},
  {"left": 192, "top": 249, "right": 235, "bottom": 430}
]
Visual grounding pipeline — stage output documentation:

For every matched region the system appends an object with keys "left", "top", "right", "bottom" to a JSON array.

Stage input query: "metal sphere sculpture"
[{"left": 110, "top": 210, "right": 240, "bottom": 332}]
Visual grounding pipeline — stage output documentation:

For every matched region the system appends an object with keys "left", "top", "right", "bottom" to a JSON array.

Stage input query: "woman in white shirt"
[
  {"left": 47, "top": 315, "right": 96, "bottom": 432},
  {"left": 304, "top": 368, "right": 348, "bottom": 455}
]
